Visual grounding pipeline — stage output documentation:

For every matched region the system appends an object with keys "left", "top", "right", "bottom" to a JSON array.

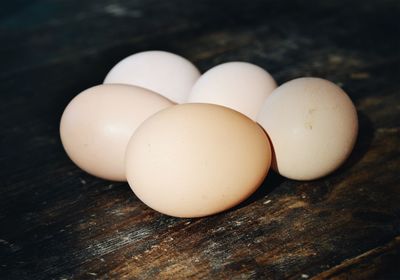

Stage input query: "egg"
[
  {"left": 60, "top": 84, "right": 173, "bottom": 181},
  {"left": 187, "top": 62, "right": 277, "bottom": 120},
  {"left": 104, "top": 50, "right": 201, "bottom": 103},
  {"left": 257, "top": 77, "right": 358, "bottom": 180},
  {"left": 125, "top": 103, "right": 272, "bottom": 217}
]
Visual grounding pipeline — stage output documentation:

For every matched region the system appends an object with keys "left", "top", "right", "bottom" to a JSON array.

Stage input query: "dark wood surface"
[{"left": 1, "top": 0, "right": 399, "bottom": 279}]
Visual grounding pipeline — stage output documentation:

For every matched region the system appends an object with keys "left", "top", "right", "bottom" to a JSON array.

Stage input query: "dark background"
[{"left": 1, "top": 0, "right": 399, "bottom": 279}]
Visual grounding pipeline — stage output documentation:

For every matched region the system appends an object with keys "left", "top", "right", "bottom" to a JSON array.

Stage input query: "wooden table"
[{"left": 1, "top": 0, "right": 399, "bottom": 279}]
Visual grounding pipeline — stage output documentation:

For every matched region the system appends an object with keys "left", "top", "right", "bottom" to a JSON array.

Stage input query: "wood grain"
[{"left": 0, "top": 0, "right": 399, "bottom": 279}]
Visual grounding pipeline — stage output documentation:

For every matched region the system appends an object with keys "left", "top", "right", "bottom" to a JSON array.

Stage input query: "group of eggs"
[{"left": 60, "top": 50, "right": 358, "bottom": 218}]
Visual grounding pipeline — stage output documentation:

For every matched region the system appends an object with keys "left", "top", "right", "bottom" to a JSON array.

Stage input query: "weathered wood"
[
  {"left": 0, "top": 0, "right": 399, "bottom": 279},
  {"left": 311, "top": 237, "right": 400, "bottom": 280}
]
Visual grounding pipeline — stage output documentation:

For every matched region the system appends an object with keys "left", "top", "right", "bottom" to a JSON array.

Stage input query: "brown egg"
[
  {"left": 125, "top": 103, "right": 272, "bottom": 218},
  {"left": 257, "top": 77, "right": 358, "bottom": 180},
  {"left": 60, "top": 84, "right": 173, "bottom": 181}
]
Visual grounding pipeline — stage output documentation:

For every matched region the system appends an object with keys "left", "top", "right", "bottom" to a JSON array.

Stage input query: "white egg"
[
  {"left": 104, "top": 50, "right": 201, "bottom": 103},
  {"left": 257, "top": 77, "right": 358, "bottom": 180},
  {"left": 60, "top": 84, "right": 173, "bottom": 181},
  {"left": 187, "top": 62, "right": 277, "bottom": 120}
]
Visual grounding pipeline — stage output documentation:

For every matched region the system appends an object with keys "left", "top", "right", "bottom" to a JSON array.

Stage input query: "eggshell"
[
  {"left": 104, "top": 50, "right": 201, "bottom": 103},
  {"left": 60, "top": 84, "right": 173, "bottom": 181},
  {"left": 187, "top": 62, "right": 277, "bottom": 120},
  {"left": 125, "top": 103, "right": 272, "bottom": 218},
  {"left": 257, "top": 77, "right": 358, "bottom": 180}
]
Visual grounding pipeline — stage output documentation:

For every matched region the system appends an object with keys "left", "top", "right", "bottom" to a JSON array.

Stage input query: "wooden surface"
[{"left": 1, "top": 0, "right": 399, "bottom": 279}]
